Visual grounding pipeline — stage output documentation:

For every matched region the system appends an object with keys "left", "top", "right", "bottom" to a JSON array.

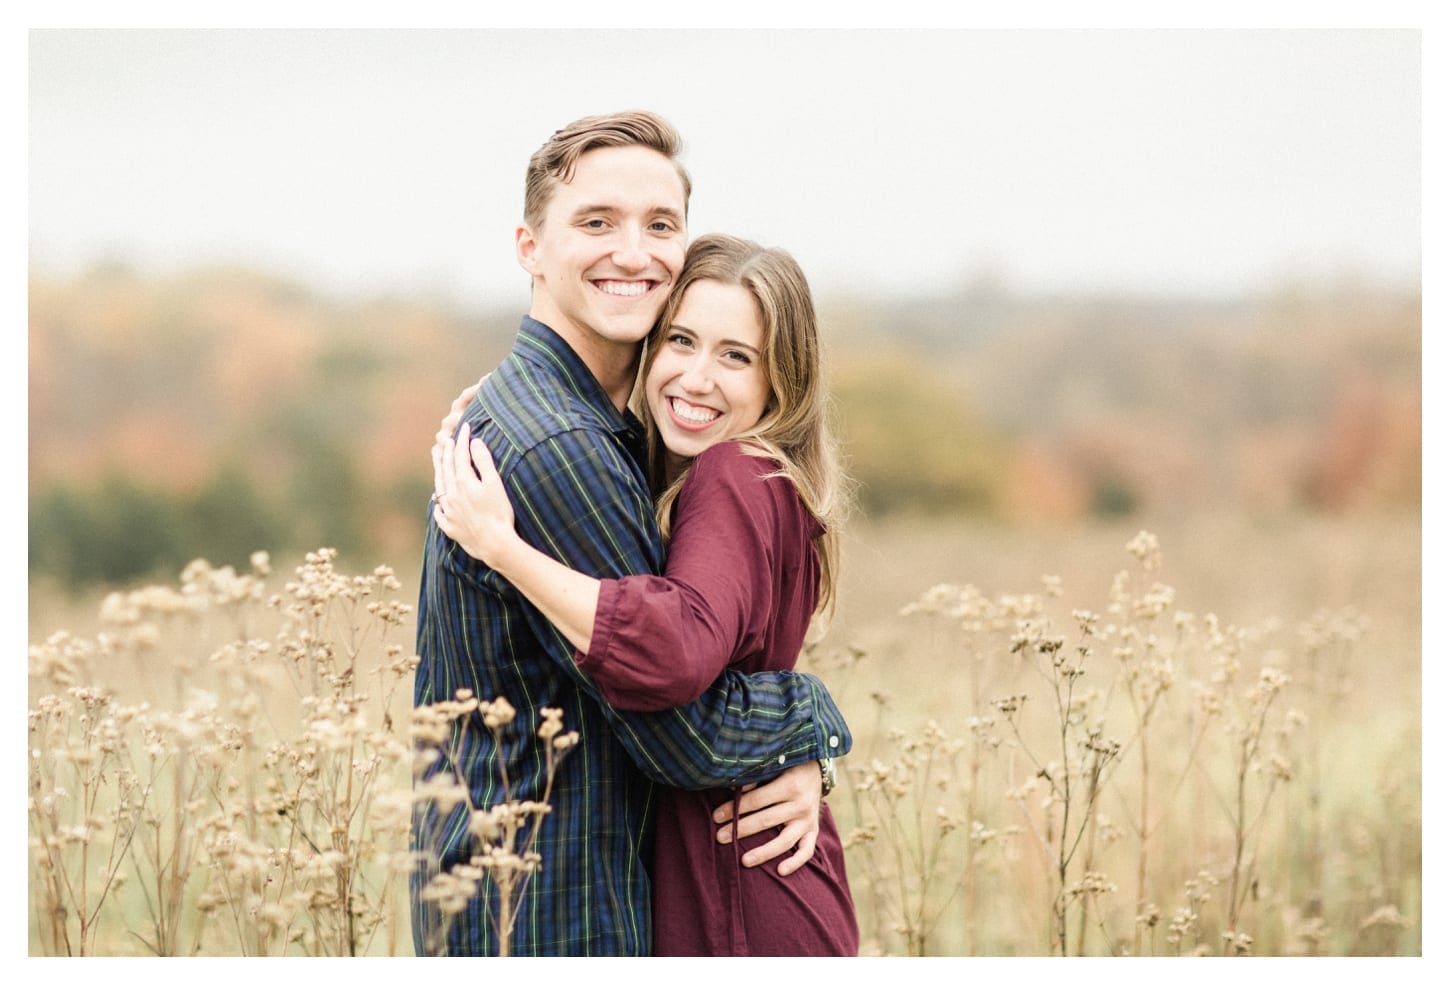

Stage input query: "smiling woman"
[{"left": 647, "top": 278, "right": 771, "bottom": 477}]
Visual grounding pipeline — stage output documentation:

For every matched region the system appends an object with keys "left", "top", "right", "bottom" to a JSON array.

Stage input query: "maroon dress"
[{"left": 576, "top": 440, "right": 858, "bottom": 956}]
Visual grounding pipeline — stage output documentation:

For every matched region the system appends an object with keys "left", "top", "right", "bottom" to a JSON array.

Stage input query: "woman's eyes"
[{"left": 666, "top": 334, "right": 753, "bottom": 366}]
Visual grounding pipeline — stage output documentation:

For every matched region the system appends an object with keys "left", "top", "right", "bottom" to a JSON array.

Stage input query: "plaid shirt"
[{"left": 411, "top": 318, "right": 851, "bottom": 956}]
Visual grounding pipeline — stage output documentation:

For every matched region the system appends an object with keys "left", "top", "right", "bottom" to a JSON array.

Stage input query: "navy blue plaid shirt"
[{"left": 411, "top": 318, "right": 851, "bottom": 956}]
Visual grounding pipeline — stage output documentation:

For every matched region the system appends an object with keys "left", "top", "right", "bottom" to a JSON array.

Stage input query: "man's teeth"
[
  {"left": 598, "top": 281, "right": 650, "bottom": 297},
  {"left": 672, "top": 398, "right": 719, "bottom": 424}
]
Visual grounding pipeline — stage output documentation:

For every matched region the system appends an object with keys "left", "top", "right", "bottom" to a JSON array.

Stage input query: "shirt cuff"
[
  {"left": 576, "top": 578, "right": 623, "bottom": 671},
  {"left": 804, "top": 673, "right": 851, "bottom": 760}
]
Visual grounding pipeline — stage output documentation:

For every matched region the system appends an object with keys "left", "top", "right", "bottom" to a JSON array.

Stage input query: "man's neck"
[{"left": 530, "top": 311, "right": 639, "bottom": 412}]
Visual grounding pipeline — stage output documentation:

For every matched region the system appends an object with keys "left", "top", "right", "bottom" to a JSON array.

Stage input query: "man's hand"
[{"left": 712, "top": 760, "right": 822, "bottom": 876}]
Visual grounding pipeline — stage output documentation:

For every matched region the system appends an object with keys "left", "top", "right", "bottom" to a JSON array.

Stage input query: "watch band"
[{"left": 818, "top": 757, "right": 837, "bottom": 797}]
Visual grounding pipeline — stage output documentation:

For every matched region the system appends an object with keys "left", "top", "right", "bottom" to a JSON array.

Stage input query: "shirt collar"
[{"left": 513, "top": 316, "right": 644, "bottom": 438}]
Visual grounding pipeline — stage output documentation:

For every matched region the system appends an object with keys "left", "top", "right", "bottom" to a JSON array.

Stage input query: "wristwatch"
[{"left": 818, "top": 757, "right": 837, "bottom": 797}]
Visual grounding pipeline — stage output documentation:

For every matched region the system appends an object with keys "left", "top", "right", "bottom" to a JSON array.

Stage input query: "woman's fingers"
[
  {"left": 446, "top": 382, "right": 479, "bottom": 422},
  {"left": 431, "top": 439, "right": 444, "bottom": 501},
  {"left": 467, "top": 437, "right": 500, "bottom": 484},
  {"left": 444, "top": 422, "right": 468, "bottom": 499}
]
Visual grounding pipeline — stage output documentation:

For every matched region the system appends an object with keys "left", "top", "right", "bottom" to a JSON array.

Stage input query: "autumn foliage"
[{"left": 29, "top": 265, "right": 1420, "bottom": 587}]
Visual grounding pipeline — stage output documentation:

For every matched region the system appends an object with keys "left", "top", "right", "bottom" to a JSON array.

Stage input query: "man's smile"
[{"left": 594, "top": 279, "right": 657, "bottom": 297}]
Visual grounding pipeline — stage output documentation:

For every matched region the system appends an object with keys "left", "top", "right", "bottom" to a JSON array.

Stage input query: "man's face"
[{"left": 518, "top": 144, "right": 688, "bottom": 357}]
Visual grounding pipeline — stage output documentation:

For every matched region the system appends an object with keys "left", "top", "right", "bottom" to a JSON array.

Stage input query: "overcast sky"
[{"left": 27, "top": 27, "right": 1424, "bottom": 307}]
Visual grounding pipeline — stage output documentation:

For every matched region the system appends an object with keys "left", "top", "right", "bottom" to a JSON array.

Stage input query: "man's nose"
[{"left": 611, "top": 228, "right": 650, "bottom": 272}]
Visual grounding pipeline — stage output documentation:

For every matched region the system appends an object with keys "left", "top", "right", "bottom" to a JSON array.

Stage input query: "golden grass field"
[
  {"left": 27, "top": 510, "right": 1421, "bottom": 957},
  {"left": 811, "top": 510, "right": 1421, "bottom": 956}
]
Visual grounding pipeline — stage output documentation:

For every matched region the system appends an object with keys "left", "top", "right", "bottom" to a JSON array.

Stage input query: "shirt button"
[
  {"left": 778, "top": 755, "right": 787, "bottom": 764},
  {"left": 829, "top": 735, "right": 839, "bottom": 749}
]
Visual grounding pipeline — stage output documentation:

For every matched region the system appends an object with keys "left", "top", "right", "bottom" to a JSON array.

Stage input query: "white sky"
[{"left": 26, "top": 25, "right": 1424, "bottom": 306}]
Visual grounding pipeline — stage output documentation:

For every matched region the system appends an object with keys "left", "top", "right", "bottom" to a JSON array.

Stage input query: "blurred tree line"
[{"left": 28, "top": 264, "right": 1421, "bottom": 590}]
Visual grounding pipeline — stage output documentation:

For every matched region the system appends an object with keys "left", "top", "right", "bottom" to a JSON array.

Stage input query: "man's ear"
[{"left": 516, "top": 224, "right": 538, "bottom": 274}]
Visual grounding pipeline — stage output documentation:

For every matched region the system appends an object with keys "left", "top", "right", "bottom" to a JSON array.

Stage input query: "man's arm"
[{"left": 458, "top": 423, "right": 849, "bottom": 791}]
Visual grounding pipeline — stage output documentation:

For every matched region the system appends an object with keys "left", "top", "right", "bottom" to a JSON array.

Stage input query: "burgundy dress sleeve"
[{"left": 576, "top": 441, "right": 823, "bottom": 712}]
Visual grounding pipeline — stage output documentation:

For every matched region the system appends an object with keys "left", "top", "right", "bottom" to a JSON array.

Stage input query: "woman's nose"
[{"left": 679, "top": 361, "right": 713, "bottom": 393}]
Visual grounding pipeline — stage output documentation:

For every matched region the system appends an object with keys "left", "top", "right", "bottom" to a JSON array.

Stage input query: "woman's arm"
[
  {"left": 433, "top": 393, "right": 815, "bottom": 714},
  {"left": 433, "top": 425, "right": 601, "bottom": 654}
]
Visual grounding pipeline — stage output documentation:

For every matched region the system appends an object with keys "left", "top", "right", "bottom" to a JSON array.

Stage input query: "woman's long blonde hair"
[{"left": 636, "top": 233, "right": 850, "bottom": 616}]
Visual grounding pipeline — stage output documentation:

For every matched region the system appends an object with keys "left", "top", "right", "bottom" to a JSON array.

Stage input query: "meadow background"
[
  {"left": 26, "top": 266, "right": 1422, "bottom": 956},
  {"left": 25, "top": 26, "right": 1424, "bottom": 960}
]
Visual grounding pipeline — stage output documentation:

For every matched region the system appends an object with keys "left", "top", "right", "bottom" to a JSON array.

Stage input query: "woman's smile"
[{"left": 666, "top": 396, "right": 723, "bottom": 428}]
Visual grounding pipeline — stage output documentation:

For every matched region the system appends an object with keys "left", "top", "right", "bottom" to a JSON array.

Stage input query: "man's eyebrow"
[{"left": 570, "top": 203, "right": 685, "bottom": 222}]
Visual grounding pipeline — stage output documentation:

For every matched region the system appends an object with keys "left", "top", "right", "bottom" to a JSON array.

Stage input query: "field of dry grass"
[
  {"left": 808, "top": 510, "right": 1421, "bottom": 955},
  {"left": 27, "top": 510, "right": 1421, "bottom": 956}
]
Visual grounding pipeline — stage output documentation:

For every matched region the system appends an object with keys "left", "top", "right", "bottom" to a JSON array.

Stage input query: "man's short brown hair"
[{"left": 523, "top": 110, "right": 692, "bottom": 230}]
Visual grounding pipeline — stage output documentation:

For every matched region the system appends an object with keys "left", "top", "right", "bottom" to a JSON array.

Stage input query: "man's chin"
[{"left": 598, "top": 316, "right": 663, "bottom": 345}]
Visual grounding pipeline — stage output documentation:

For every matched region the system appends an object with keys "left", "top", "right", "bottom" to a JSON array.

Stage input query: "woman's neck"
[{"left": 661, "top": 450, "right": 689, "bottom": 487}]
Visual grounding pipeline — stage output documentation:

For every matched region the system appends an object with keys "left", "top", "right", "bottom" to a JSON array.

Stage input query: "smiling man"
[{"left": 410, "top": 111, "right": 850, "bottom": 956}]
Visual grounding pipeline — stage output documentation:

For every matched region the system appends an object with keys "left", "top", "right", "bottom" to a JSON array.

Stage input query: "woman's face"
[{"left": 644, "top": 278, "right": 771, "bottom": 475}]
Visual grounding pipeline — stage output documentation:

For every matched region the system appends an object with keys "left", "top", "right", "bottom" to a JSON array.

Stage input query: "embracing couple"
[{"left": 412, "top": 110, "right": 857, "bottom": 957}]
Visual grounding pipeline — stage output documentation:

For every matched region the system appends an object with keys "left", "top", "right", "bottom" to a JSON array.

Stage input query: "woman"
[{"left": 433, "top": 234, "right": 857, "bottom": 956}]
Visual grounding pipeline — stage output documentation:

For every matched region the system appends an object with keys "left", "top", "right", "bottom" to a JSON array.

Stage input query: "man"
[{"left": 412, "top": 111, "right": 849, "bottom": 956}]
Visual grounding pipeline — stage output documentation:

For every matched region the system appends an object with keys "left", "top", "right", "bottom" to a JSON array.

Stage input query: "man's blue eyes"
[{"left": 580, "top": 219, "right": 676, "bottom": 231}]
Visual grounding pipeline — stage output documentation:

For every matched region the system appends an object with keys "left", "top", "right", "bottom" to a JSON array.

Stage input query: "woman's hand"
[
  {"left": 431, "top": 378, "right": 483, "bottom": 495},
  {"left": 712, "top": 761, "right": 823, "bottom": 876},
  {"left": 432, "top": 423, "right": 520, "bottom": 567}
]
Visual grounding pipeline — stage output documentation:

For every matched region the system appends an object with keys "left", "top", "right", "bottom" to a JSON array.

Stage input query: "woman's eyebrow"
[{"left": 720, "top": 338, "right": 761, "bottom": 355}]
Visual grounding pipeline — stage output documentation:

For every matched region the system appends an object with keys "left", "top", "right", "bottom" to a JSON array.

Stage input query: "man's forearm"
[{"left": 600, "top": 666, "right": 850, "bottom": 789}]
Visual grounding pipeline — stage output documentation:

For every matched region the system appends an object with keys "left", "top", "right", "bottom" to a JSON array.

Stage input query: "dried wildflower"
[
  {"left": 900, "top": 582, "right": 967, "bottom": 617},
  {"left": 482, "top": 697, "right": 516, "bottom": 729},
  {"left": 1223, "top": 930, "right": 1254, "bottom": 954},
  {"left": 991, "top": 694, "right": 1028, "bottom": 718},
  {"left": 1125, "top": 530, "right": 1162, "bottom": 570},
  {"left": 1067, "top": 870, "right": 1117, "bottom": 898},
  {"left": 537, "top": 707, "right": 564, "bottom": 741}
]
